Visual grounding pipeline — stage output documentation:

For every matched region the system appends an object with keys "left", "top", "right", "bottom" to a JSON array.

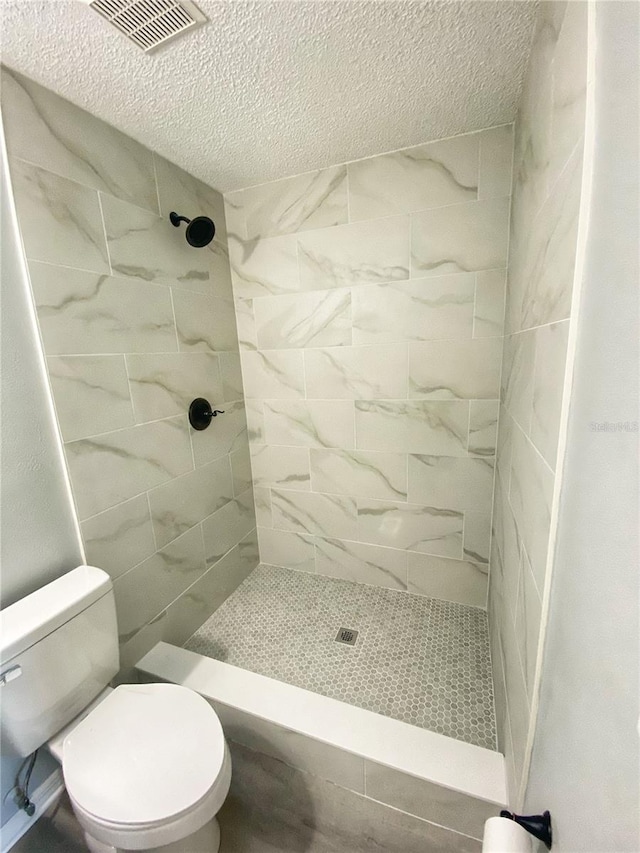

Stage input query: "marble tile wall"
[
  {"left": 225, "top": 124, "right": 514, "bottom": 609},
  {"left": 487, "top": 1, "right": 588, "bottom": 804},
  {"left": 1, "top": 67, "right": 258, "bottom": 670}
]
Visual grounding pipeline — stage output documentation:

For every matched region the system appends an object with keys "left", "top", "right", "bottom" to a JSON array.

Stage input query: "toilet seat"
[{"left": 62, "top": 683, "right": 231, "bottom": 850}]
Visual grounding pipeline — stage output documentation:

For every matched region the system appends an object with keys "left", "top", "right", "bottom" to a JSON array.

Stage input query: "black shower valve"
[{"left": 188, "top": 398, "right": 224, "bottom": 431}]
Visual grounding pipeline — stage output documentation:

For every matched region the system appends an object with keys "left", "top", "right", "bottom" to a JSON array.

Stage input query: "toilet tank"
[{"left": 0, "top": 566, "right": 119, "bottom": 756}]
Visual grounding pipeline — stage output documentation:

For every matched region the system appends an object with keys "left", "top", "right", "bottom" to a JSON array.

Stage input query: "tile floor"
[{"left": 186, "top": 564, "right": 497, "bottom": 750}]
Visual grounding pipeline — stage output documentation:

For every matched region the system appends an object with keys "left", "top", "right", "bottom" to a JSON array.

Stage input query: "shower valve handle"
[{"left": 189, "top": 398, "right": 224, "bottom": 431}]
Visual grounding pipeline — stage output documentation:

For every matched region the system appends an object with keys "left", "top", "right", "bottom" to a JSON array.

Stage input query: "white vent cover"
[{"left": 86, "top": 0, "right": 207, "bottom": 53}]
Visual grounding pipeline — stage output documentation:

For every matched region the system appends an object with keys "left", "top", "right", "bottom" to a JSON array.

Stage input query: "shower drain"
[{"left": 335, "top": 627, "right": 358, "bottom": 646}]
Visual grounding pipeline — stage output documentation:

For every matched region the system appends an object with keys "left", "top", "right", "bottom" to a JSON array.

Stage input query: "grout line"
[
  {"left": 63, "top": 411, "right": 191, "bottom": 444},
  {"left": 151, "top": 152, "right": 162, "bottom": 217},
  {"left": 96, "top": 192, "right": 113, "bottom": 276},
  {"left": 146, "top": 491, "right": 159, "bottom": 553}
]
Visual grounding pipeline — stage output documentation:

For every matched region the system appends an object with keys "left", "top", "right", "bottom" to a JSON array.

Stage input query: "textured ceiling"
[{"left": 0, "top": 1, "right": 537, "bottom": 191}]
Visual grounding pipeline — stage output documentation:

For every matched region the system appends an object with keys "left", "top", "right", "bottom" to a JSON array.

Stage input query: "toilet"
[{"left": 0, "top": 566, "right": 231, "bottom": 853}]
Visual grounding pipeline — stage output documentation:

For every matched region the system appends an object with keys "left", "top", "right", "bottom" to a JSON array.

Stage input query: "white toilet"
[{"left": 0, "top": 566, "right": 231, "bottom": 853}]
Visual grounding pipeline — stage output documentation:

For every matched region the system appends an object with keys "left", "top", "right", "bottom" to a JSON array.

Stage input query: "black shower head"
[{"left": 169, "top": 211, "right": 215, "bottom": 247}]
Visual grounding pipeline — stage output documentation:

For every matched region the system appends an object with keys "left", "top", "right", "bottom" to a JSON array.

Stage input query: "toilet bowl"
[
  {"left": 0, "top": 567, "right": 233, "bottom": 852},
  {"left": 52, "top": 682, "right": 231, "bottom": 853}
]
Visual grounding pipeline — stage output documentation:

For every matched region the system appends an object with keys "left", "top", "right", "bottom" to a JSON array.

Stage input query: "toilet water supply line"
[{"left": 14, "top": 750, "right": 38, "bottom": 816}]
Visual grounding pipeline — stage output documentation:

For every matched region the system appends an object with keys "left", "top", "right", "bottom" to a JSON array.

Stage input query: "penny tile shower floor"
[{"left": 185, "top": 564, "right": 497, "bottom": 750}]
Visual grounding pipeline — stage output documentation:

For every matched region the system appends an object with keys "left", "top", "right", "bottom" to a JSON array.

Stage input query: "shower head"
[{"left": 169, "top": 211, "right": 215, "bottom": 247}]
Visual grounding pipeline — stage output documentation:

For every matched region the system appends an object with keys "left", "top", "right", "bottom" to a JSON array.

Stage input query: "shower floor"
[{"left": 186, "top": 564, "right": 497, "bottom": 750}]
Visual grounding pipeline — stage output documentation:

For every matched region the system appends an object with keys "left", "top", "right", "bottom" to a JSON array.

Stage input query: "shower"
[{"left": 169, "top": 211, "right": 215, "bottom": 247}]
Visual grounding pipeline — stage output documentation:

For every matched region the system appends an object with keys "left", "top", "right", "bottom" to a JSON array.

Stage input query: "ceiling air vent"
[{"left": 87, "top": 0, "right": 207, "bottom": 53}]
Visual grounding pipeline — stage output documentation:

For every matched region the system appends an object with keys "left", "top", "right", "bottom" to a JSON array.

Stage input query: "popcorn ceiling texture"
[{"left": 0, "top": 0, "right": 537, "bottom": 191}]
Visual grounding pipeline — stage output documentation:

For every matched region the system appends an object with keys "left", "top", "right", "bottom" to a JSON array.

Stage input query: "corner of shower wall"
[
  {"left": 224, "top": 122, "right": 516, "bottom": 611},
  {"left": 487, "top": 0, "right": 591, "bottom": 806},
  {"left": 0, "top": 65, "right": 258, "bottom": 682}
]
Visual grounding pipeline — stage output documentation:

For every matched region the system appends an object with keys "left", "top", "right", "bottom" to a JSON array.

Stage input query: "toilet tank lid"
[{"left": 0, "top": 566, "right": 112, "bottom": 663}]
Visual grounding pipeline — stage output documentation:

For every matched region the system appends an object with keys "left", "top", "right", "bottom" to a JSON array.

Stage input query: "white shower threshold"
[{"left": 137, "top": 642, "right": 507, "bottom": 841}]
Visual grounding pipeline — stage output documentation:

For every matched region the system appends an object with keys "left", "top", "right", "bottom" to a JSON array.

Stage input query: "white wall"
[{"left": 524, "top": 2, "right": 639, "bottom": 849}]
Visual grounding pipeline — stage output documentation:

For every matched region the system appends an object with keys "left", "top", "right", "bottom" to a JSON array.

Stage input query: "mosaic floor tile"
[{"left": 186, "top": 564, "right": 497, "bottom": 750}]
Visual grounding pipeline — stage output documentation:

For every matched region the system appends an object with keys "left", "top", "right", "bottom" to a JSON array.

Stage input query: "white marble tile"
[
  {"left": 478, "top": 125, "right": 514, "bottom": 200},
  {"left": 474, "top": 269, "right": 506, "bottom": 338},
  {"left": 81, "top": 494, "right": 156, "bottom": 581},
  {"left": 252, "top": 481, "right": 273, "bottom": 528},
  {"left": 492, "top": 476, "right": 521, "bottom": 621},
  {"left": 172, "top": 289, "right": 239, "bottom": 352},
  {"left": 509, "top": 3, "right": 563, "bottom": 238},
  {"left": 547, "top": 1, "right": 588, "bottom": 193},
  {"left": 228, "top": 233, "right": 299, "bottom": 298},
  {"left": 230, "top": 443, "right": 253, "bottom": 495},
  {"left": 508, "top": 427, "right": 554, "bottom": 590},
  {"left": 224, "top": 741, "right": 481, "bottom": 853},
  {"left": 203, "top": 489, "right": 256, "bottom": 565},
  {"left": 408, "top": 455, "right": 494, "bottom": 512},
  {"left": 531, "top": 320, "right": 570, "bottom": 468},
  {"left": 409, "top": 338, "right": 502, "bottom": 400},
  {"left": 234, "top": 297, "right": 258, "bottom": 351},
  {"left": 191, "top": 400, "right": 247, "bottom": 467},
  {"left": 463, "top": 512, "right": 492, "bottom": 565},
  {"left": 47, "top": 355, "right": 134, "bottom": 441},
  {"left": 254, "top": 288, "right": 351, "bottom": 350},
  {"left": 10, "top": 158, "right": 109, "bottom": 272},
  {"left": 253, "top": 487, "right": 272, "bottom": 528},
  {"left": 241, "top": 350, "right": 305, "bottom": 399},
  {"left": 148, "top": 456, "right": 234, "bottom": 548},
  {"left": 242, "top": 166, "right": 348, "bottom": 239},
  {"left": 501, "top": 330, "right": 535, "bottom": 431},
  {"left": 357, "top": 498, "right": 463, "bottom": 558},
  {"left": 298, "top": 216, "right": 410, "bottom": 289},
  {"left": 250, "top": 445, "right": 310, "bottom": 491},
  {"left": 315, "top": 538, "right": 407, "bottom": 590},
  {"left": 411, "top": 198, "right": 510, "bottom": 277},
  {"left": 220, "top": 352, "right": 244, "bottom": 401},
  {"left": 217, "top": 705, "right": 366, "bottom": 795},
  {"left": 364, "top": 760, "right": 495, "bottom": 839},
  {"left": 514, "top": 147, "right": 583, "bottom": 331},
  {"left": 498, "top": 606, "right": 531, "bottom": 791},
  {"left": 2, "top": 68, "right": 159, "bottom": 212},
  {"left": 272, "top": 489, "right": 358, "bottom": 540},
  {"left": 154, "top": 153, "right": 227, "bottom": 242},
  {"left": 101, "top": 194, "right": 210, "bottom": 291},
  {"left": 304, "top": 344, "right": 407, "bottom": 400},
  {"left": 355, "top": 400, "right": 469, "bottom": 455},
  {"left": 126, "top": 352, "right": 223, "bottom": 423},
  {"left": 113, "top": 526, "right": 207, "bottom": 643},
  {"left": 348, "top": 133, "right": 479, "bottom": 222},
  {"left": 264, "top": 400, "right": 354, "bottom": 449},
  {"left": 65, "top": 415, "right": 193, "bottom": 519},
  {"left": 168, "top": 530, "right": 259, "bottom": 634},
  {"left": 407, "top": 552, "right": 488, "bottom": 609},
  {"left": 468, "top": 400, "right": 500, "bottom": 457},
  {"left": 207, "top": 240, "right": 234, "bottom": 300},
  {"left": 515, "top": 546, "right": 543, "bottom": 699},
  {"left": 257, "top": 527, "right": 315, "bottom": 573},
  {"left": 310, "top": 448, "right": 407, "bottom": 502},
  {"left": 495, "top": 404, "right": 514, "bottom": 490},
  {"left": 29, "top": 262, "right": 177, "bottom": 355},
  {"left": 352, "top": 274, "right": 475, "bottom": 345},
  {"left": 223, "top": 190, "right": 246, "bottom": 239},
  {"left": 245, "top": 399, "right": 265, "bottom": 444}
]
